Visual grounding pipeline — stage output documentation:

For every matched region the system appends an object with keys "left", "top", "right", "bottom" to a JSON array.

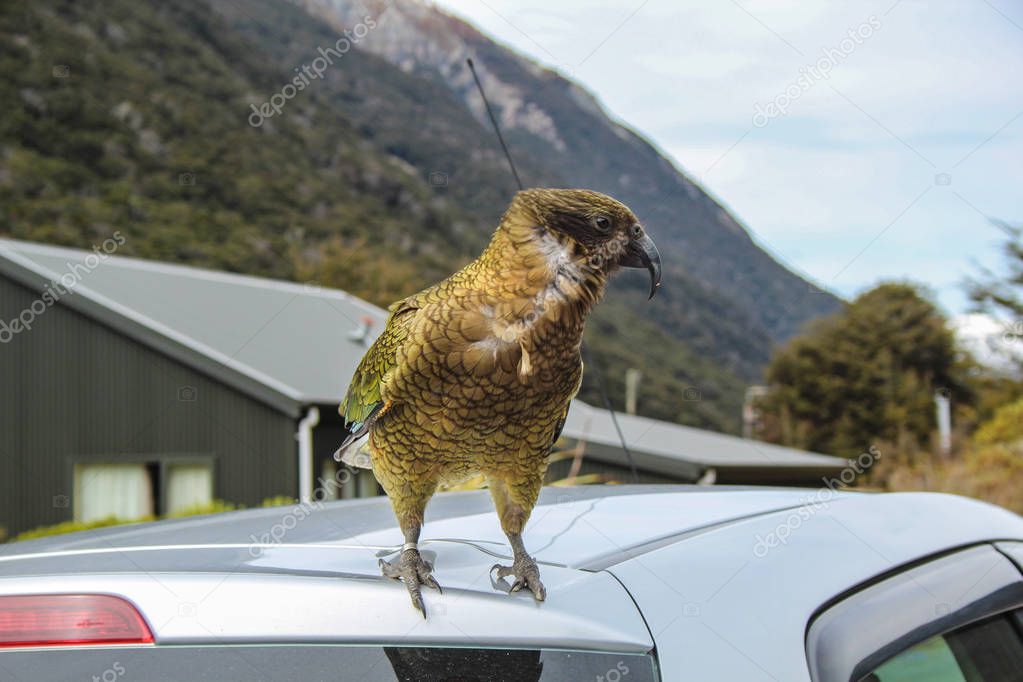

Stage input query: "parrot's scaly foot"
[
  {"left": 492, "top": 554, "right": 546, "bottom": 602},
  {"left": 380, "top": 548, "right": 442, "bottom": 618}
]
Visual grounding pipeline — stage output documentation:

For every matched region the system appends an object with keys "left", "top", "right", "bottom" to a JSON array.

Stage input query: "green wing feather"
[
  {"left": 337, "top": 296, "right": 413, "bottom": 427},
  {"left": 338, "top": 298, "right": 419, "bottom": 446}
]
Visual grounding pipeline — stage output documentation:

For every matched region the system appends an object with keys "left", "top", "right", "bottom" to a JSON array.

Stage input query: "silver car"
[{"left": 1, "top": 485, "right": 1022, "bottom": 681}]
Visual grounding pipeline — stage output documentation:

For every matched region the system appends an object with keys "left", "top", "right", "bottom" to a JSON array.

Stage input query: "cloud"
[{"left": 952, "top": 313, "right": 1023, "bottom": 372}]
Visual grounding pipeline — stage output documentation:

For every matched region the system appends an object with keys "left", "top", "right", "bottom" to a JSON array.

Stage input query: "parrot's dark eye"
[
  {"left": 631, "top": 224, "right": 642, "bottom": 239},
  {"left": 593, "top": 215, "right": 612, "bottom": 233}
]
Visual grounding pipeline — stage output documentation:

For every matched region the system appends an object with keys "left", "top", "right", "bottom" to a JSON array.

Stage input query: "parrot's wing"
[
  {"left": 335, "top": 297, "right": 420, "bottom": 460},
  {"left": 550, "top": 405, "right": 569, "bottom": 452},
  {"left": 549, "top": 358, "right": 583, "bottom": 452}
]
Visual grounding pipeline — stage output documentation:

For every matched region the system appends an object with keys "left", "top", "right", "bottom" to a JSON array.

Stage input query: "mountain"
[
  {"left": 294, "top": 0, "right": 841, "bottom": 340},
  {"left": 0, "top": 0, "right": 840, "bottom": 434}
]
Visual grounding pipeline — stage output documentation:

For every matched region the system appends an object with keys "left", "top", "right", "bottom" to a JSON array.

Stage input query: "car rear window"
[{"left": 0, "top": 644, "right": 659, "bottom": 681}]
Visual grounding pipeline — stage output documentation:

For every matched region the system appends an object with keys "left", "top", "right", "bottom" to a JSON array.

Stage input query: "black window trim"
[{"left": 805, "top": 543, "right": 1023, "bottom": 682}]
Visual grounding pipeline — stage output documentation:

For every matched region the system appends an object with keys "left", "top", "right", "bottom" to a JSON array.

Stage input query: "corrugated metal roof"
[
  {"left": 0, "top": 238, "right": 847, "bottom": 473},
  {"left": 564, "top": 402, "right": 843, "bottom": 469},
  {"left": 0, "top": 239, "right": 382, "bottom": 410}
]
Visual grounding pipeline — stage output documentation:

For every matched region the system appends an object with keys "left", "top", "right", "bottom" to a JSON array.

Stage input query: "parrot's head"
[{"left": 511, "top": 188, "right": 662, "bottom": 299}]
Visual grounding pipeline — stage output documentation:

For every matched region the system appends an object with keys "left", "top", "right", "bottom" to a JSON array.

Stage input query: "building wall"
[{"left": 0, "top": 276, "right": 297, "bottom": 538}]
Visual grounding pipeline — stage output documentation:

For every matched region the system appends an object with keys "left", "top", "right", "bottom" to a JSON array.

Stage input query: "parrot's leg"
[
  {"left": 377, "top": 475, "right": 441, "bottom": 617},
  {"left": 488, "top": 474, "right": 547, "bottom": 602},
  {"left": 378, "top": 534, "right": 441, "bottom": 617}
]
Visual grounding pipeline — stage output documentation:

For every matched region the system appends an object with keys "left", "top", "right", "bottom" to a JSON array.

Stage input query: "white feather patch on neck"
[{"left": 535, "top": 230, "right": 583, "bottom": 283}]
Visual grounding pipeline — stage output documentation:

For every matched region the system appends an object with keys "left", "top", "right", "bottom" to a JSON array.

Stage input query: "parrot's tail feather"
[
  {"left": 339, "top": 444, "right": 372, "bottom": 470},
  {"left": 333, "top": 421, "right": 373, "bottom": 469},
  {"left": 335, "top": 403, "right": 383, "bottom": 465},
  {"left": 333, "top": 419, "right": 365, "bottom": 457}
]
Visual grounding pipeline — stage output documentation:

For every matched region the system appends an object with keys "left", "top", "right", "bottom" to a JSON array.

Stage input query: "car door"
[{"left": 807, "top": 544, "right": 1023, "bottom": 682}]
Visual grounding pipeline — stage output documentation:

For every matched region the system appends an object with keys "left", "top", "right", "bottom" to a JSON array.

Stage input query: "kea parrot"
[{"left": 335, "top": 188, "right": 661, "bottom": 616}]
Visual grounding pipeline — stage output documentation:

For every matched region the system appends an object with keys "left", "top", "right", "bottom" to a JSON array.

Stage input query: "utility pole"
[
  {"left": 625, "top": 368, "right": 642, "bottom": 415},
  {"left": 934, "top": 390, "right": 952, "bottom": 457},
  {"left": 743, "top": 386, "right": 769, "bottom": 440}
]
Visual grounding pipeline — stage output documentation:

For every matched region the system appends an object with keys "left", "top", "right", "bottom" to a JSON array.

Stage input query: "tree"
[
  {"left": 968, "top": 222, "right": 1023, "bottom": 317},
  {"left": 967, "top": 222, "right": 1023, "bottom": 372},
  {"left": 762, "top": 283, "right": 967, "bottom": 457}
]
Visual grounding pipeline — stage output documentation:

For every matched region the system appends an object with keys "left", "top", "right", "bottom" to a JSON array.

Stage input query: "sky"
[{"left": 432, "top": 0, "right": 1023, "bottom": 320}]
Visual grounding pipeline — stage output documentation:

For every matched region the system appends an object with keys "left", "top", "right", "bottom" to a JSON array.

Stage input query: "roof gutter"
[{"left": 296, "top": 406, "right": 320, "bottom": 503}]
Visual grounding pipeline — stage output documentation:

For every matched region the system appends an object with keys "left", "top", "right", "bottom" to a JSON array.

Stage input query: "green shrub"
[
  {"left": 974, "top": 398, "right": 1023, "bottom": 446},
  {"left": 14, "top": 516, "right": 155, "bottom": 542},
  {"left": 10, "top": 499, "right": 247, "bottom": 542},
  {"left": 165, "top": 499, "right": 238, "bottom": 518},
  {"left": 261, "top": 496, "right": 298, "bottom": 508},
  {"left": 877, "top": 396, "right": 1023, "bottom": 514}
]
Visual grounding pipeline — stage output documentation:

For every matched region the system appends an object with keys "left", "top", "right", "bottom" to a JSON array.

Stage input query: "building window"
[
  {"left": 73, "top": 457, "right": 214, "bottom": 522},
  {"left": 73, "top": 463, "right": 154, "bottom": 523},
  {"left": 165, "top": 462, "right": 214, "bottom": 515}
]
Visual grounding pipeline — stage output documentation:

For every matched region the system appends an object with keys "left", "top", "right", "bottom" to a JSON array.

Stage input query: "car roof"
[
  {"left": 2, "top": 485, "right": 1017, "bottom": 577},
  {"left": 0, "top": 486, "right": 838, "bottom": 570},
  {"left": 0, "top": 486, "right": 1020, "bottom": 660}
]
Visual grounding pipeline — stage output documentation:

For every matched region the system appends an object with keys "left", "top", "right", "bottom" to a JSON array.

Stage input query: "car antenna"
[{"left": 466, "top": 57, "right": 640, "bottom": 484}]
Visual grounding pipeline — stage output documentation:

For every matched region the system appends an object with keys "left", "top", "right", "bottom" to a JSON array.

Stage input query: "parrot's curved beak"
[{"left": 620, "top": 230, "right": 662, "bottom": 299}]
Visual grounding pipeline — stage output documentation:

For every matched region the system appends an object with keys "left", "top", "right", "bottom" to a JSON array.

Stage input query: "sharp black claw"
[
  {"left": 380, "top": 549, "right": 440, "bottom": 617},
  {"left": 492, "top": 555, "right": 546, "bottom": 602}
]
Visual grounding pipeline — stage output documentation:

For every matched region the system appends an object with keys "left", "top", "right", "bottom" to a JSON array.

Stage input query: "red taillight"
[{"left": 0, "top": 594, "right": 154, "bottom": 648}]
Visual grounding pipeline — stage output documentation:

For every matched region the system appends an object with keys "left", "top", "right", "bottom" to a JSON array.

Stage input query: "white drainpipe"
[{"left": 297, "top": 406, "right": 320, "bottom": 503}]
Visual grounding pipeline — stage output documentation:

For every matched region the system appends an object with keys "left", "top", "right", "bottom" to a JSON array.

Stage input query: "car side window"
[
  {"left": 863, "top": 611, "right": 1023, "bottom": 681},
  {"left": 806, "top": 546, "right": 1023, "bottom": 682},
  {"left": 863, "top": 635, "right": 965, "bottom": 682}
]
